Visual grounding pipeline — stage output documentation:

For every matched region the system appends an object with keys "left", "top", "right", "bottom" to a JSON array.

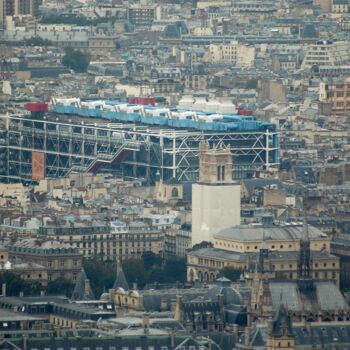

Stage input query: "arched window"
[{"left": 171, "top": 187, "right": 179, "bottom": 198}]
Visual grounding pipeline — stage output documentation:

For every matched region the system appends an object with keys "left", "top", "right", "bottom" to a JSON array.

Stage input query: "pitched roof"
[
  {"left": 71, "top": 269, "right": 95, "bottom": 301},
  {"left": 113, "top": 264, "right": 129, "bottom": 291}
]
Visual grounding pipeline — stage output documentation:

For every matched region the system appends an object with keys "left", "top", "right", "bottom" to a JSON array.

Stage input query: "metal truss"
[{"left": 0, "top": 114, "right": 279, "bottom": 183}]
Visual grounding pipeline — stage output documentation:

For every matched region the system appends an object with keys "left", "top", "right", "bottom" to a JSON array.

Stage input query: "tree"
[
  {"left": 23, "top": 37, "right": 52, "bottom": 47},
  {"left": 83, "top": 259, "right": 115, "bottom": 298},
  {"left": 62, "top": 49, "right": 90, "bottom": 73},
  {"left": 142, "top": 251, "right": 162, "bottom": 268},
  {"left": 162, "top": 257, "right": 186, "bottom": 283},
  {"left": 122, "top": 258, "right": 147, "bottom": 289},
  {"left": 0, "top": 271, "right": 42, "bottom": 296},
  {"left": 221, "top": 266, "right": 243, "bottom": 282},
  {"left": 192, "top": 241, "right": 213, "bottom": 251},
  {"left": 47, "top": 278, "right": 75, "bottom": 297}
]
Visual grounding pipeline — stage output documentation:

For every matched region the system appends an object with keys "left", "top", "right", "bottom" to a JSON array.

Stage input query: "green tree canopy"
[
  {"left": 83, "top": 259, "right": 115, "bottom": 298},
  {"left": 142, "top": 251, "right": 163, "bottom": 268},
  {"left": 0, "top": 271, "right": 42, "bottom": 296},
  {"left": 47, "top": 278, "right": 75, "bottom": 297},
  {"left": 122, "top": 258, "right": 148, "bottom": 289},
  {"left": 23, "top": 37, "right": 52, "bottom": 47},
  {"left": 221, "top": 266, "right": 243, "bottom": 282},
  {"left": 62, "top": 49, "right": 90, "bottom": 73}
]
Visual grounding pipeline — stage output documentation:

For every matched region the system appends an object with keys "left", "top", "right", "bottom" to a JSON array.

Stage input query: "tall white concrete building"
[{"left": 191, "top": 141, "right": 241, "bottom": 246}]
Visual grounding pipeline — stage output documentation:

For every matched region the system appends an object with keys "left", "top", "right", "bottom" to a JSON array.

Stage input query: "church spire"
[
  {"left": 298, "top": 214, "right": 313, "bottom": 291},
  {"left": 258, "top": 230, "right": 269, "bottom": 273},
  {"left": 113, "top": 262, "right": 129, "bottom": 291}
]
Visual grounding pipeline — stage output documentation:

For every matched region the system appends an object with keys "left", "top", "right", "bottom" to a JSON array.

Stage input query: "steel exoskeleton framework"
[{"left": 0, "top": 114, "right": 279, "bottom": 183}]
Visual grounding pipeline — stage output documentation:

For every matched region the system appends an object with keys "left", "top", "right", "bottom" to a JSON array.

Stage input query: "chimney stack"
[{"left": 143, "top": 312, "right": 150, "bottom": 334}]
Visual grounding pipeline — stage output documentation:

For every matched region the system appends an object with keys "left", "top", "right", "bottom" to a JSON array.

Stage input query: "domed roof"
[{"left": 100, "top": 292, "right": 110, "bottom": 301}]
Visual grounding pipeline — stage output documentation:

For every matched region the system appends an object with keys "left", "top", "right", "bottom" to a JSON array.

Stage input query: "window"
[
  {"left": 171, "top": 187, "right": 179, "bottom": 198},
  {"left": 60, "top": 260, "right": 65, "bottom": 267}
]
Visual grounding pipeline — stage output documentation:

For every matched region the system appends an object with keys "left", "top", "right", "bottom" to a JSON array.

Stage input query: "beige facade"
[
  {"left": 332, "top": 0, "right": 348, "bottom": 13},
  {"left": 88, "top": 36, "right": 117, "bottom": 51},
  {"left": 302, "top": 41, "right": 350, "bottom": 68},
  {"left": 207, "top": 42, "right": 255, "bottom": 67},
  {"left": 48, "top": 224, "right": 164, "bottom": 262},
  {"left": 314, "top": 0, "right": 332, "bottom": 11},
  {"left": 155, "top": 179, "right": 184, "bottom": 204},
  {"left": 192, "top": 142, "right": 240, "bottom": 246},
  {"left": 184, "top": 74, "right": 209, "bottom": 91},
  {"left": 263, "top": 188, "right": 287, "bottom": 206},
  {"left": 213, "top": 228, "right": 331, "bottom": 254},
  {"left": 8, "top": 245, "right": 82, "bottom": 282},
  {"left": 187, "top": 249, "right": 340, "bottom": 286}
]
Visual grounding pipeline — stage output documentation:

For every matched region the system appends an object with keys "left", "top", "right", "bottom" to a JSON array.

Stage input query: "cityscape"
[{"left": 1, "top": 0, "right": 350, "bottom": 349}]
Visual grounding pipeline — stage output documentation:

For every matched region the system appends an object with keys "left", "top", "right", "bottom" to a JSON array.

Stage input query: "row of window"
[
  {"left": 47, "top": 260, "right": 79, "bottom": 267},
  {"left": 215, "top": 241, "right": 328, "bottom": 251},
  {"left": 31, "top": 346, "right": 203, "bottom": 350}
]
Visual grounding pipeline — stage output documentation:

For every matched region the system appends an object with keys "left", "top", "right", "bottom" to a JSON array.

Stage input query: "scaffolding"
[{"left": 0, "top": 113, "right": 279, "bottom": 183}]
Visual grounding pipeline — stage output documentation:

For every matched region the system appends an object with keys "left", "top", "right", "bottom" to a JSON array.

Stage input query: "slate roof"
[
  {"left": 214, "top": 224, "right": 328, "bottom": 242},
  {"left": 71, "top": 269, "right": 95, "bottom": 301},
  {"left": 272, "top": 305, "right": 294, "bottom": 337},
  {"left": 113, "top": 264, "right": 129, "bottom": 291},
  {"left": 269, "top": 281, "right": 348, "bottom": 313},
  {"left": 0, "top": 331, "right": 226, "bottom": 350},
  {"left": 250, "top": 322, "right": 350, "bottom": 349},
  {"left": 242, "top": 178, "right": 284, "bottom": 194}
]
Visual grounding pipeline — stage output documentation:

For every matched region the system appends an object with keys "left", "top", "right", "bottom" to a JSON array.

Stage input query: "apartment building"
[
  {"left": 0, "top": 0, "right": 40, "bottom": 27},
  {"left": 8, "top": 239, "right": 82, "bottom": 282},
  {"left": 39, "top": 221, "right": 164, "bottom": 262},
  {"left": 320, "top": 77, "right": 350, "bottom": 114},
  {"left": 231, "top": 0, "right": 276, "bottom": 13},
  {"left": 127, "top": 5, "right": 157, "bottom": 26},
  {"left": 302, "top": 41, "right": 350, "bottom": 68},
  {"left": 332, "top": 0, "right": 349, "bottom": 13},
  {"left": 207, "top": 41, "right": 255, "bottom": 67}
]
